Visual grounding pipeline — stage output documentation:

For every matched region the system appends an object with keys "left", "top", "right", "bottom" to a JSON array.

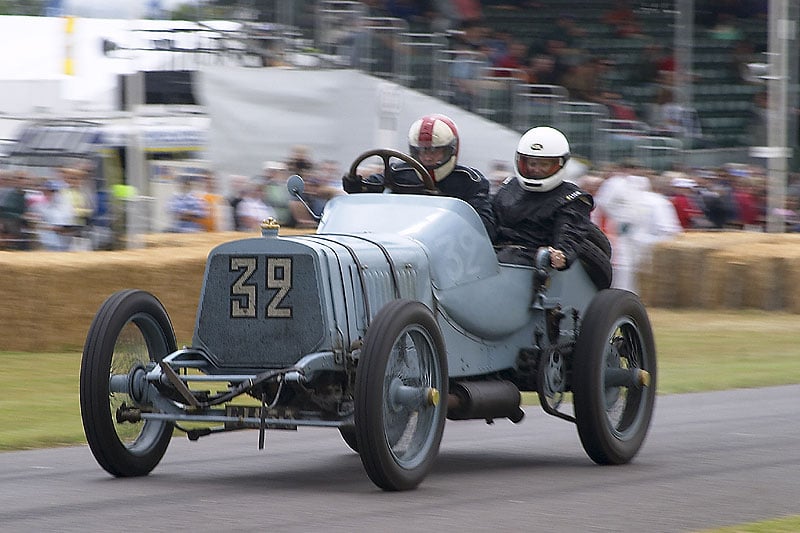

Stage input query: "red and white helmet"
[{"left": 408, "top": 114, "right": 459, "bottom": 182}]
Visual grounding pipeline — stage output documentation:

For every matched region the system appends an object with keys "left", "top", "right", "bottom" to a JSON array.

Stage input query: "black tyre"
[
  {"left": 354, "top": 299, "right": 448, "bottom": 491},
  {"left": 572, "top": 289, "right": 656, "bottom": 465},
  {"left": 339, "top": 426, "right": 359, "bottom": 453},
  {"left": 80, "top": 289, "right": 177, "bottom": 477}
]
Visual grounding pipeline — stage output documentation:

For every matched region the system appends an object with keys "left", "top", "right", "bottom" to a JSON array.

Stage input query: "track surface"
[{"left": 1, "top": 385, "right": 799, "bottom": 532}]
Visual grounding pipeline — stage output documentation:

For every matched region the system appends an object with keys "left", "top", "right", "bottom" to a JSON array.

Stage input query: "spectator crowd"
[
  {"left": 0, "top": 0, "right": 787, "bottom": 305},
  {"left": 3, "top": 130, "right": 797, "bottom": 303}
]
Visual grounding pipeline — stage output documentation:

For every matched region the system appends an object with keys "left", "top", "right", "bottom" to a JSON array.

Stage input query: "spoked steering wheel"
[{"left": 347, "top": 148, "right": 437, "bottom": 193}]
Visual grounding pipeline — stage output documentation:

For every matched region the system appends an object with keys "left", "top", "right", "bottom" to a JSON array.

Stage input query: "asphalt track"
[{"left": 1, "top": 385, "right": 798, "bottom": 533}]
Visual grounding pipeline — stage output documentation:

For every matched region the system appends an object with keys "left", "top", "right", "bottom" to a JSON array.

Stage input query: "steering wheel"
[{"left": 346, "top": 148, "right": 437, "bottom": 193}]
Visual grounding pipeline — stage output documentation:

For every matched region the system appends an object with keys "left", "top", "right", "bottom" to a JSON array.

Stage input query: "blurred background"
[{"left": 0, "top": 0, "right": 796, "bottom": 253}]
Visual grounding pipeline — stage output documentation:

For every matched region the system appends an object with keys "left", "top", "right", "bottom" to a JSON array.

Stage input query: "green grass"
[
  {"left": 697, "top": 515, "right": 800, "bottom": 532},
  {"left": 652, "top": 309, "right": 800, "bottom": 394},
  {"left": 2, "top": 310, "right": 799, "bottom": 532},
  {"left": 0, "top": 352, "right": 84, "bottom": 450},
  {"left": 2, "top": 309, "right": 800, "bottom": 452}
]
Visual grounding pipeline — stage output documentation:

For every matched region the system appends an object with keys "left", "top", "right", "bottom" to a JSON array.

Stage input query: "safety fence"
[
  {"left": 88, "top": 0, "right": 738, "bottom": 170},
  {"left": 311, "top": 1, "right": 687, "bottom": 169}
]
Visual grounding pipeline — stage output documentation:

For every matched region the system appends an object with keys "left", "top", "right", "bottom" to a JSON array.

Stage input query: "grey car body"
[{"left": 81, "top": 169, "right": 657, "bottom": 492}]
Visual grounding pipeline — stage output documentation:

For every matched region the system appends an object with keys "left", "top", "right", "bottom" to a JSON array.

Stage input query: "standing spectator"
[
  {"left": 236, "top": 178, "right": 276, "bottom": 231},
  {"left": 261, "top": 161, "right": 294, "bottom": 226},
  {"left": 289, "top": 177, "right": 328, "bottom": 229},
  {"left": 694, "top": 170, "right": 737, "bottom": 229},
  {"left": 196, "top": 169, "right": 223, "bottom": 232},
  {"left": 168, "top": 174, "right": 207, "bottom": 233},
  {"left": 60, "top": 166, "right": 94, "bottom": 226},
  {"left": 597, "top": 90, "right": 639, "bottom": 121},
  {"left": 595, "top": 167, "right": 680, "bottom": 294},
  {"left": 601, "top": 0, "right": 644, "bottom": 38},
  {"left": 525, "top": 53, "right": 559, "bottom": 86},
  {"left": 545, "top": 15, "right": 587, "bottom": 50},
  {"left": 665, "top": 174, "right": 704, "bottom": 229},
  {"left": 32, "top": 179, "right": 75, "bottom": 251},
  {"left": 60, "top": 166, "right": 95, "bottom": 249},
  {"left": 226, "top": 174, "right": 248, "bottom": 231},
  {"left": 492, "top": 39, "right": 529, "bottom": 80},
  {"left": 287, "top": 159, "right": 342, "bottom": 228},
  {"left": 628, "top": 42, "right": 668, "bottom": 86},
  {"left": 560, "top": 56, "right": 613, "bottom": 105},
  {"left": 447, "top": 24, "right": 489, "bottom": 111},
  {"left": 726, "top": 165, "right": 762, "bottom": 230},
  {"left": 646, "top": 87, "right": 703, "bottom": 144},
  {"left": 0, "top": 171, "right": 28, "bottom": 250},
  {"left": 286, "top": 144, "right": 314, "bottom": 176},
  {"left": 314, "top": 159, "right": 346, "bottom": 202}
]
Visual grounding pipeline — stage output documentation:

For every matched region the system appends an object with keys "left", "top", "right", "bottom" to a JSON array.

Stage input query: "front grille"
[{"left": 195, "top": 246, "right": 325, "bottom": 369}]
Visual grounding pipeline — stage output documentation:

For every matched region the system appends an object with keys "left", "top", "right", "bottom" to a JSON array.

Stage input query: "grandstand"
[
  {"left": 305, "top": 0, "right": 776, "bottom": 169},
  {"left": 5, "top": 1, "right": 788, "bottom": 171}
]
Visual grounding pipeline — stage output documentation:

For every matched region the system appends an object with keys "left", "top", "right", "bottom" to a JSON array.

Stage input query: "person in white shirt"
[
  {"left": 595, "top": 169, "right": 681, "bottom": 293},
  {"left": 33, "top": 180, "right": 75, "bottom": 251},
  {"left": 235, "top": 178, "right": 276, "bottom": 231}
]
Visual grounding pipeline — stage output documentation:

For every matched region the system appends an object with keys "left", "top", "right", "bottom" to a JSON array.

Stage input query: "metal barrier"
[
  {"left": 396, "top": 32, "right": 448, "bottom": 92},
  {"left": 554, "top": 101, "right": 609, "bottom": 163},
  {"left": 358, "top": 17, "right": 409, "bottom": 81},
  {"left": 513, "top": 84, "right": 569, "bottom": 132},
  {"left": 474, "top": 68, "right": 526, "bottom": 128},
  {"left": 433, "top": 49, "right": 490, "bottom": 112},
  {"left": 125, "top": 195, "right": 155, "bottom": 249},
  {"left": 633, "top": 136, "right": 685, "bottom": 171},
  {"left": 597, "top": 118, "right": 652, "bottom": 164},
  {"left": 315, "top": 0, "right": 367, "bottom": 58}
]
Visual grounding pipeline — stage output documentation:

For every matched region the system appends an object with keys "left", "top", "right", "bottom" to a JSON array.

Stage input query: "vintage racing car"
[{"left": 80, "top": 149, "right": 657, "bottom": 491}]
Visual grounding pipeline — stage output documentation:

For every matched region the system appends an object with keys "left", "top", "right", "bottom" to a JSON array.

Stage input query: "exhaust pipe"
[{"left": 447, "top": 380, "right": 524, "bottom": 423}]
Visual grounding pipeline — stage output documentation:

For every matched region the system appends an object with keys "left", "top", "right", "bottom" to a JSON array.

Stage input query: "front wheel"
[
  {"left": 80, "top": 289, "right": 177, "bottom": 477},
  {"left": 354, "top": 299, "right": 448, "bottom": 491},
  {"left": 572, "top": 289, "right": 657, "bottom": 465},
  {"left": 339, "top": 426, "right": 359, "bottom": 453}
]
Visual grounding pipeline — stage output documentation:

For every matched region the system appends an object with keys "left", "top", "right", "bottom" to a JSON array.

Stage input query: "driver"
[
  {"left": 492, "top": 126, "right": 596, "bottom": 270},
  {"left": 342, "top": 113, "right": 496, "bottom": 239}
]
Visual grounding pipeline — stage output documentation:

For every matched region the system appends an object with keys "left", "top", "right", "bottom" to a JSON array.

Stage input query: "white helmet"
[
  {"left": 515, "top": 126, "right": 570, "bottom": 192},
  {"left": 408, "top": 114, "right": 459, "bottom": 182}
]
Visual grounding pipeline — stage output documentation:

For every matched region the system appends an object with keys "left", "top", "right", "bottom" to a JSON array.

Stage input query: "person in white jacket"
[
  {"left": 33, "top": 180, "right": 76, "bottom": 251},
  {"left": 595, "top": 170, "right": 681, "bottom": 293}
]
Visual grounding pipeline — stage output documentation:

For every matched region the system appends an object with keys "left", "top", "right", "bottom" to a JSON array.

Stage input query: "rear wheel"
[
  {"left": 80, "top": 289, "right": 177, "bottom": 477},
  {"left": 572, "top": 289, "right": 656, "bottom": 465},
  {"left": 355, "top": 299, "right": 448, "bottom": 491}
]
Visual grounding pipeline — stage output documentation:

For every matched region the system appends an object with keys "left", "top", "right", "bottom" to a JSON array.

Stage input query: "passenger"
[
  {"left": 492, "top": 126, "right": 599, "bottom": 272},
  {"left": 342, "top": 113, "right": 496, "bottom": 239}
]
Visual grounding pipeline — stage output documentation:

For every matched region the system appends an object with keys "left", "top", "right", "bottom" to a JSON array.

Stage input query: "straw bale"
[
  {"left": 0, "top": 229, "right": 314, "bottom": 352},
  {"left": 643, "top": 232, "right": 800, "bottom": 311},
  {"left": 3, "top": 230, "right": 800, "bottom": 352}
]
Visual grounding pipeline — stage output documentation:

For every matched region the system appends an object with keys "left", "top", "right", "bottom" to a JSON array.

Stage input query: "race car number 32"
[{"left": 229, "top": 256, "right": 292, "bottom": 319}]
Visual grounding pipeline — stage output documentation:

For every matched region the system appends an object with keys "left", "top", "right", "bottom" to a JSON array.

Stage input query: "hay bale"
[
  {"left": 0, "top": 248, "right": 209, "bottom": 351},
  {"left": 3, "top": 229, "right": 800, "bottom": 352},
  {"left": 644, "top": 232, "right": 800, "bottom": 311},
  {"left": 0, "top": 228, "right": 314, "bottom": 352}
]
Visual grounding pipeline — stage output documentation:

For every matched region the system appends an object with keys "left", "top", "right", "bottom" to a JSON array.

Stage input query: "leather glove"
[
  {"left": 342, "top": 173, "right": 385, "bottom": 194},
  {"left": 342, "top": 173, "right": 363, "bottom": 194}
]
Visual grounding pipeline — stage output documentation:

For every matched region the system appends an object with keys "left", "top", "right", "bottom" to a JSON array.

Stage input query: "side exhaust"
[{"left": 447, "top": 380, "right": 524, "bottom": 423}]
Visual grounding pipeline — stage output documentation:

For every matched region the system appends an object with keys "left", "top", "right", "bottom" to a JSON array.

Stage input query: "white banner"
[{"left": 196, "top": 66, "right": 520, "bottom": 191}]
